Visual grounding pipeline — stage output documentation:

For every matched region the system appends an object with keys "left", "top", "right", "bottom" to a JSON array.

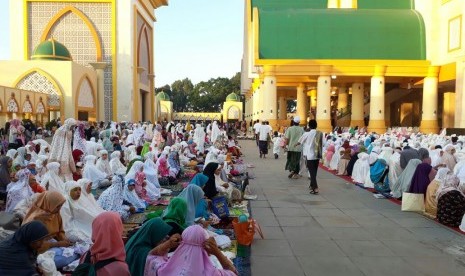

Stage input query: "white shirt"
[
  {"left": 298, "top": 130, "right": 319, "bottom": 160},
  {"left": 253, "top": 123, "right": 261, "bottom": 133},
  {"left": 257, "top": 125, "right": 272, "bottom": 141}
]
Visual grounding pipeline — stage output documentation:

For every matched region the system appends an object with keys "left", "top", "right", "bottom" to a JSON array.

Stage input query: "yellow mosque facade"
[
  {"left": 241, "top": 0, "right": 465, "bottom": 134},
  {"left": 0, "top": 0, "right": 168, "bottom": 126}
]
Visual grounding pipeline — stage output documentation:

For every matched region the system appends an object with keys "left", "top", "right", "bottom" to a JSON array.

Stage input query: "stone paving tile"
[
  {"left": 297, "top": 256, "right": 365, "bottom": 276},
  {"left": 351, "top": 256, "right": 423, "bottom": 276},
  {"left": 241, "top": 140, "right": 465, "bottom": 275},
  {"left": 251, "top": 256, "right": 305, "bottom": 276}
]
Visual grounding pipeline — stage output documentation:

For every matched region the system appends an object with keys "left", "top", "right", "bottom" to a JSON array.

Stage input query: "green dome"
[
  {"left": 31, "top": 39, "right": 72, "bottom": 61},
  {"left": 157, "top": 92, "right": 170, "bottom": 101},
  {"left": 226, "top": 93, "right": 240, "bottom": 102}
]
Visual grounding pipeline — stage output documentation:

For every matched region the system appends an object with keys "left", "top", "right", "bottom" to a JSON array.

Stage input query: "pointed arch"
[
  {"left": 40, "top": 6, "right": 102, "bottom": 61},
  {"left": 137, "top": 24, "right": 151, "bottom": 71},
  {"left": 76, "top": 74, "right": 96, "bottom": 109},
  {"left": 13, "top": 68, "right": 64, "bottom": 121}
]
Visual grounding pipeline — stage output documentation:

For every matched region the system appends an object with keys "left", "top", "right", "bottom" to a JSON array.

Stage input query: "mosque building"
[
  {"left": 241, "top": 0, "right": 465, "bottom": 133},
  {"left": 0, "top": 0, "right": 168, "bottom": 126}
]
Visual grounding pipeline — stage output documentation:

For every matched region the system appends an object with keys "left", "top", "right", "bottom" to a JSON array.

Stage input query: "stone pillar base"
[
  {"left": 316, "top": 119, "right": 332, "bottom": 133},
  {"left": 350, "top": 120, "right": 365, "bottom": 128},
  {"left": 420, "top": 120, "right": 439, "bottom": 134},
  {"left": 368, "top": 120, "right": 386, "bottom": 134}
]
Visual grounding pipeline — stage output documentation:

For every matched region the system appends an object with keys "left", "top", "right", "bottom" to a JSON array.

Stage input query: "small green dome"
[
  {"left": 157, "top": 92, "right": 170, "bottom": 101},
  {"left": 226, "top": 93, "right": 240, "bottom": 102},
  {"left": 31, "top": 39, "right": 72, "bottom": 61}
]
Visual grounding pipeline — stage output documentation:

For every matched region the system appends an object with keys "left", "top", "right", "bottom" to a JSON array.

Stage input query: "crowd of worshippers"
[
  {"left": 322, "top": 127, "right": 465, "bottom": 231},
  {"left": 0, "top": 118, "right": 248, "bottom": 275}
]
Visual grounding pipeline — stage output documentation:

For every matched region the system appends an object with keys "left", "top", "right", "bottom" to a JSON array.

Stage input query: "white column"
[
  {"left": 90, "top": 62, "right": 107, "bottom": 122},
  {"left": 296, "top": 83, "right": 307, "bottom": 126},
  {"left": 316, "top": 75, "right": 332, "bottom": 132},
  {"left": 263, "top": 76, "right": 277, "bottom": 121},
  {"left": 420, "top": 66, "right": 440, "bottom": 133},
  {"left": 368, "top": 66, "right": 386, "bottom": 133},
  {"left": 350, "top": 83, "right": 365, "bottom": 127},
  {"left": 279, "top": 96, "right": 287, "bottom": 120}
]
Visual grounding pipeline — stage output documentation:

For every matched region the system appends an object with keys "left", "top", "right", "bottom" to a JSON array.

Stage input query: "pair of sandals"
[{"left": 309, "top": 186, "right": 319, "bottom": 195}]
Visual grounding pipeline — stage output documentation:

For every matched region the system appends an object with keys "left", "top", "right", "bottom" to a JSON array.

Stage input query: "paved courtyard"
[{"left": 240, "top": 141, "right": 465, "bottom": 276}]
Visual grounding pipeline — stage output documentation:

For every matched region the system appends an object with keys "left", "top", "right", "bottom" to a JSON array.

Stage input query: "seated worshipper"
[
  {"left": 214, "top": 165, "right": 242, "bottom": 203},
  {"left": 329, "top": 144, "right": 341, "bottom": 171},
  {"left": 157, "top": 154, "right": 172, "bottom": 186},
  {"left": 22, "top": 191, "right": 78, "bottom": 269},
  {"left": 352, "top": 152, "right": 370, "bottom": 184},
  {"left": 124, "top": 218, "right": 173, "bottom": 276},
  {"left": 123, "top": 179, "right": 146, "bottom": 210},
  {"left": 14, "top": 147, "right": 27, "bottom": 168},
  {"left": 324, "top": 143, "right": 335, "bottom": 168},
  {"left": 6, "top": 149, "right": 18, "bottom": 161},
  {"left": 83, "top": 155, "right": 111, "bottom": 194},
  {"left": 168, "top": 152, "right": 182, "bottom": 178},
  {"left": 110, "top": 150, "right": 126, "bottom": 173},
  {"left": 73, "top": 161, "right": 83, "bottom": 181},
  {"left": 437, "top": 174, "right": 465, "bottom": 227},
  {"left": 28, "top": 173, "right": 44, "bottom": 193},
  {"left": 96, "top": 150, "right": 112, "bottom": 176},
  {"left": 144, "top": 152, "right": 161, "bottom": 189},
  {"left": 127, "top": 160, "right": 159, "bottom": 202},
  {"left": 40, "top": 162, "right": 65, "bottom": 193},
  {"left": 425, "top": 168, "right": 450, "bottom": 219},
  {"left": 388, "top": 148, "right": 403, "bottom": 192},
  {"left": 161, "top": 197, "right": 188, "bottom": 235},
  {"left": 60, "top": 181, "right": 95, "bottom": 243},
  {"left": 409, "top": 163, "right": 437, "bottom": 195},
  {"left": 5, "top": 169, "right": 36, "bottom": 212},
  {"left": 177, "top": 184, "right": 206, "bottom": 226},
  {"left": 97, "top": 172, "right": 134, "bottom": 220},
  {"left": 79, "top": 212, "right": 131, "bottom": 276},
  {"left": 346, "top": 145, "right": 360, "bottom": 176},
  {"left": 77, "top": 178, "right": 105, "bottom": 217},
  {"left": 0, "top": 156, "right": 12, "bottom": 193},
  {"left": 227, "top": 136, "right": 242, "bottom": 157},
  {"left": 400, "top": 146, "right": 420, "bottom": 170},
  {"left": 189, "top": 173, "right": 211, "bottom": 220},
  {"left": 145, "top": 225, "right": 238, "bottom": 276},
  {"left": 25, "top": 144, "right": 38, "bottom": 163},
  {"left": 391, "top": 159, "right": 422, "bottom": 198},
  {"left": 441, "top": 144, "right": 457, "bottom": 171},
  {"left": 370, "top": 157, "right": 390, "bottom": 193},
  {"left": 0, "top": 221, "right": 49, "bottom": 276},
  {"left": 337, "top": 147, "right": 351, "bottom": 175},
  {"left": 203, "top": 162, "right": 220, "bottom": 199}
]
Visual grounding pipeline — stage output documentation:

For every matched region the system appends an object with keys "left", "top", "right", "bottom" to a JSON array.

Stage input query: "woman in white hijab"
[
  {"left": 391, "top": 158, "right": 422, "bottom": 198},
  {"left": 441, "top": 144, "right": 457, "bottom": 171},
  {"left": 96, "top": 150, "right": 111, "bottom": 176},
  {"left": 126, "top": 161, "right": 160, "bottom": 200},
  {"left": 77, "top": 178, "right": 104, "bottom": 217},
  {"left": 40, "top": 162, "right": 65, "bottom": 194},
  {"left": 35, "top": 155, "right": 48, "bottom": 183},
  {"left": 86, "top": 137, "right": 99, "bottom": 156},
  {"left": 6, "top": 149, "right": 17, "bottom": 160},
  {"left": 109, "top": 151, "right": 126, "bottom": 174},
  {"left": 82, "top": 155, "right": 111, "bottom": 191},
  {"left": 351, "top": 152, "right": 370, "bottom": 184},
  {"left": 425, "top": 167, "right": 450, "bottom": 219},
  {"left": 193, "top": 124, "right": 206, "bottom": 154},
  {"left": 144, "top": 152, "right": 161, "bottom": 189},
  {"left": 60, "top": 180, "right": 95, "bottom": 243},
  {"left": 329, "top": 145, "right": 341, "bottom": 171},
  {"left": 25, "top": 144, "right": 38, "bottom": 163},
  {"left": 123, "top": 179, "right": 146, "bottom": 209},
  {"left": 49, "top": 118, "right": 77, "bottom": 181},
  {"left": 210, "top": 121, "right": 221, "bottom": 144},
  {"left": 14, "top": 147, "right": 27, "bottom": 168},
  {"left": 388, "top": 148, "right": 402, "bottom": 192},
  {"left": 5, "top": 169, "right": 33, "bottom": 212}
]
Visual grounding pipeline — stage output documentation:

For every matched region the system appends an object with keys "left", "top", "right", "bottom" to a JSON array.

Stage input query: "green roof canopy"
[
  {"left": 252, "top": 0, "right": 425, "bottom": 60},
  {"left": 31, "top": 39, "right": 72, "bottom": 61}
]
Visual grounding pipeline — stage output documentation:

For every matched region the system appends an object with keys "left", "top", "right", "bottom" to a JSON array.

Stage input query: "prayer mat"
[{"left": 123, "top": 212, "right": 147, "bottom": 224}]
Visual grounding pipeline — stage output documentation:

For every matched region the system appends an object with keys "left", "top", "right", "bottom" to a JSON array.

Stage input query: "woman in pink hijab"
[
  {"left": 144, "top": 225, "right": 238, "bottom": 276},
  {"left": 324, "top": 143, "right": 335, "bottom": 168},
  {"left": 80, "top": 211, "right": 130, "bottom": 276}
]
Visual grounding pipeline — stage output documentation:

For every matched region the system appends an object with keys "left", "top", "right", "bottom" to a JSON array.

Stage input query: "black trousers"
[{"left": 306, "top": 159, "right": 320, "bottom": 190}]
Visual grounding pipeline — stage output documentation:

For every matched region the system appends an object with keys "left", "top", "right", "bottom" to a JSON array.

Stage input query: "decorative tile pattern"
[
  {"left": 7, "top": 98, "right": 19, "bottom": 113},
  {"left": 28, "top": 2, "right": 113, "bottom": 120},
  {"left": 228, "top": 106, "right": 240, "bottom": 119},
  {"left": 16, "top": 71, "right": 61, "bottom": 106},
  {"left": 78, "top": 78, "right": 94, "bottom": 108},
  {"left": 36, "top": 101, "right": 45, "bottom": 114},
  {"left": 23, "top": 100, "right": 33, "bottom": 113}
]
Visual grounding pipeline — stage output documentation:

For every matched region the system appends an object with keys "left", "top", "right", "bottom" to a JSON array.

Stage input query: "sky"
[{"left": 0, "top": 0, "right": 244, "bottom": 87}]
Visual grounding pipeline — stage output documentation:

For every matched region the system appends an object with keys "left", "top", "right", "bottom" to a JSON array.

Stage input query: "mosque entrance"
[{"left": 140, "top": 89, "right": 148, "bottom": 122}]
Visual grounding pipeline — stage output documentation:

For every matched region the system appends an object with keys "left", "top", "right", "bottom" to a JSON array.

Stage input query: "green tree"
[{"left": 171, "top": 78, "right": 193, "bottom": 112}]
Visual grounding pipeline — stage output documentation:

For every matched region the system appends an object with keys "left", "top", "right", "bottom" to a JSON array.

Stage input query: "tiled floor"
[{"left": 241, "top": 141, "right": 465, "bottom": 276}]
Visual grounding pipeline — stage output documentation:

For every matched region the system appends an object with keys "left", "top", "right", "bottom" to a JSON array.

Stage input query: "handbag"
[
  {"left": 211, "top": 196, "right": 230, "bottom": 218},
  {"left": 232, "top": 218, "right": 264, "bottom": 246},
  {"left": 401, "top": 192, "right": 425, "bottom": 212}
]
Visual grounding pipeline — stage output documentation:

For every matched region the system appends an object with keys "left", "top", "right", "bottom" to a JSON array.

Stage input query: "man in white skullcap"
[{"left": 284, "top": 116, "right": 305, "bottom": 179}]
